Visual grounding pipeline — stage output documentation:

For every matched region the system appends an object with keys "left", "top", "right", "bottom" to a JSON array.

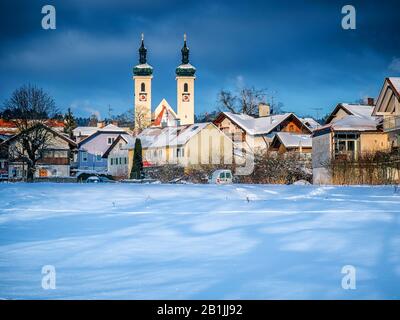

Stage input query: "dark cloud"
[{"left": 0, "top": 0, "right": 399, "bottom": 118}]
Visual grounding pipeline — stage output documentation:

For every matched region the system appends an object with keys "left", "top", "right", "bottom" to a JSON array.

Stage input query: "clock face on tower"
[
  {"left": 139, "top": 93, "right": 147, "bottom": 102},
  {"left": 182, "top": 93, "right": 190, "bottom": 102}
]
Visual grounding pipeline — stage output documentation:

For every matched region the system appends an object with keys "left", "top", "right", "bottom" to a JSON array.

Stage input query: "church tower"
[
  {"left": 176, "top": 34, "right": 196, "bottom": 125},
  {"left": 133, "top": 33, "right": 153, "bottom": 129}
]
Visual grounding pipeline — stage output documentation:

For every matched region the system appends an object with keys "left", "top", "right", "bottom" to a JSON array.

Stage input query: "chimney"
[
  {"left": 97, "top": 121, "right": 105, "bottom": 128},
  {"left": 258, "top": 103, "right": 270, "bottom": 117},
  {"left": 111, "top": 120, "right": 119, "bottom": 126},
  {"left": 367, "top": 97, "right": 375, "bottom": 106}
]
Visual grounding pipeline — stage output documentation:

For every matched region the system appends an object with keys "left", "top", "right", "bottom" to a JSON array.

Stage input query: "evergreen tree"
[
  {"left": 130, "top": 138, "right": 143, "bottom": 179},
  {"left": 64, "top": 108, "right": 77, "bottom": 139}
]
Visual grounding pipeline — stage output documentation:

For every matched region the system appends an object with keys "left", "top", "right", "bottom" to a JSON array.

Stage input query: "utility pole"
[{"left": 108, "top": 104, "right": 113, "bottom": 122}]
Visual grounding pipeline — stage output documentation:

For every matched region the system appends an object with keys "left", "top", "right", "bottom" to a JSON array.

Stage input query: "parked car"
[
  {"left": 85, "top": 176, "right": 116, "bottom": 183},
  {"left": 0, "top": 173, "right": 8, "bottom": 181},
  {"left": 208, "top": 169, "right": 233, "bottom": 184}
]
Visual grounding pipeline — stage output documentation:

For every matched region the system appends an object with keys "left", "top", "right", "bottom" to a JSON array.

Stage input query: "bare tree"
[
  {"left": 2, "top": 85, "right": 59, "bottom": 181},
  {"left": 217, "top": 86, "right": 267, "bottom": 115},
  {"left": 113, "top": 108, "right": 135, "bottom": 128},
  {"left": 134, "top": 105, "right": 150, "bottom": 133},
  {"left": 88, "top": 113, "right": 99, "bottom": 126}
]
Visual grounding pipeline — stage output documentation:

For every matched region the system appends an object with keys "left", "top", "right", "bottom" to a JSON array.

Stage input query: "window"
[
  {"left": 141, "top": 82, "right": 146, "bottom": 92},
  {"left": 183, "top": 83, "right": 188, "bottom": 92},
  {"left": 82, "top": 151, "right": 88, "bottom": 162},
  {"left": 176, "top": 147, "right": 185, "bottom": 157},
  {"left": 226, "top": 172, "right": 232, "bottom": 179},
  {"left": 124, "top": 157, "right": 127, "bottom": 165},
  {"left": 54, "top": 150, "right": 68, "bottom": 158},
  {"left": 334, "top": 132, "right": 359, "bottom": 160},
  {"left": 220, "top": 172, "right": 226, "bottom": 179},
  {"left": 111, "top": 158, "right": 114, "bottom": 166},
  {"left": 108, "top": 137, "right": 115, "bottom": 145}
]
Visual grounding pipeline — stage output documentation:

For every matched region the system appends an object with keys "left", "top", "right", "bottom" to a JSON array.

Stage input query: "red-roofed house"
[{"left": 0, "top": 119, "right": 64, "bottom": 136}]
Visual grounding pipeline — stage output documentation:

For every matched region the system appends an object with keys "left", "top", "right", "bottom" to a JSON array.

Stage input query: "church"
[{"left": 133, "top": 34, "right": 196, "bottom": 130}]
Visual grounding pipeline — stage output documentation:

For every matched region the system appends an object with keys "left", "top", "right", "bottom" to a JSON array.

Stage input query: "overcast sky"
[{"left": 1, "top": 0, "right": 399, "bottom": 119}]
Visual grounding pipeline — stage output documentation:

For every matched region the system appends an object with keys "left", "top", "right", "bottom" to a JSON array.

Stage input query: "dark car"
[{"left": 85, "top": 176, "right": 116, "bottom": 183}]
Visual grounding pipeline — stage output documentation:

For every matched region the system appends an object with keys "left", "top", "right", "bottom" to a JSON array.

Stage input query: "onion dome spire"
[
  {"left": 176, "top": 33, "right": 196, "bottom": 77},
  {"left": 134, "top": 33, "right": 153, "bottom": 76},
  {"left": 138, "top": 33, "right": 147, "bottom": 64},
  {"left": 181, "top": 33, "right": 189, "bottom": 64}
]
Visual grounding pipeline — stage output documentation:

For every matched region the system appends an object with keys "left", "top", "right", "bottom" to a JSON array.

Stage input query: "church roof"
[{"left": 152, "top": 99, "right": 178, "bottom": 127}]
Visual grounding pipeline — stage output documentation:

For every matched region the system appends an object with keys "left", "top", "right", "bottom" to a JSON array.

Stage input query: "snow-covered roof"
[
  {"left": 301, "top": 118, "right": 320, "bottom": 130},
  {"left": 176, "top": 63, "right": 196, "bottom": 70},
  {"left": 340, "top": 104, "right": 374, "bottom": 119},
  {"left": 73, "top": 126, "right": 98, "bottom": 137},
  {"left": 126, "top": 123, "right": 212, "bottom": 149},
  {"left": 78, "top": 124, "right": 129, "bottom": 146},
  {"left": 134, "top": 63, "right": 153, "bottom": 69},
  {"left": 317, "top": 115, "right": 379, "bottom": 133},
  {"left": 99, "top": 124, "right": 126, "bottom": 132},
  {"left": 275, "top": 132, "right": 312, "bottom": 148},
  {"left": 222, "top": 112, "right": 300, "bottom": 135},
  {"left": 119, "top": 135, "right": 136, "bottom": 145},
  {"left": 389, "top": 77, "right": 400, "bottom": 95},
  {"left": 147, "top": 123, "right": 209, "bottom": 148}
]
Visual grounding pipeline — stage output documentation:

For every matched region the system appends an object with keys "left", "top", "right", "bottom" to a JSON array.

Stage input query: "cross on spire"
[
  {"left": 181, "top": 33, "right": 189, "bottom": 64},
  {"left": 139, "top": 33, "right": 147, "bottom": 64}
]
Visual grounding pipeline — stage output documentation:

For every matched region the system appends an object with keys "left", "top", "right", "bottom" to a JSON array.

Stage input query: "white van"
[{"left": 208, "top": 169, "right": 233, "bottom": 184}]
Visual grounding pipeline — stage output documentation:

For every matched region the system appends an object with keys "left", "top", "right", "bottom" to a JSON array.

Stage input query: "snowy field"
[{"left": 0, "top": 183, "right": 400, "bottom": 299}]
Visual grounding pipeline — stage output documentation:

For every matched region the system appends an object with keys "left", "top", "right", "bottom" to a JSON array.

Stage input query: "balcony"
[{"left": 383, "top": 115, "right": 400, "bottom": 132}]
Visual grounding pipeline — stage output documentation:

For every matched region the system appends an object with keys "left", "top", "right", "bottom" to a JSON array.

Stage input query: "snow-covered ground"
[{"left": 0, "top": 183, "right": 399, "bottom": 299}]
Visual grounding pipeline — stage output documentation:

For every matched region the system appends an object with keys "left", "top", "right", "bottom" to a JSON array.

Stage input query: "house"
[
  {"left": 102, "top": 134, "right": 135, "bottom": 179},
  {"left": 325, "top": 102, "right": 375, "bottom": 124},
  {"left": 213, "top": 106, "right": 313, "bottom": 154},
  {"left": 72, "top": 121, "right": 132, "bottom": 143},
  {"left": 127, "top": 122, "right": 233, "bottom": 170},
  {"left": 269, "top": 132, "right": 312, "bottom": 157},
  {"left": 1, "top": 124, "right": 77, "bottom": 180},
  {"left": 76, "top": 124, "right": 131, "bottom": 174},
  {"left": 72, "top": 126, "right": 99, "bottom": 143},
  {"left": 312, "top": 104, "right": 389, "bottom": 184},
  {"left": 372, "top": 77, "right": 400, "bottom": 149}
]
